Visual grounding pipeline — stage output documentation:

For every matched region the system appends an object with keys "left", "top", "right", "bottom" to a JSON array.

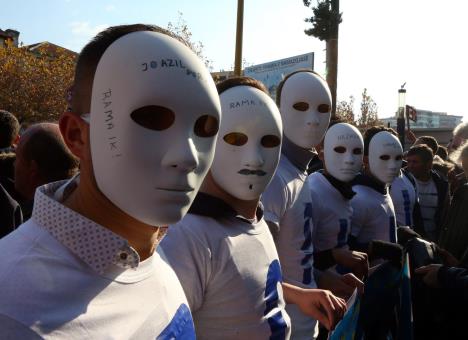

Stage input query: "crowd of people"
[{"left": 0, "top": 23, "right": 467, "bottom": 339}]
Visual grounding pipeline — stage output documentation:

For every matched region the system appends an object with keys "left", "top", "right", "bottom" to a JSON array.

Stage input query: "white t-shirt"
[
  {"left": 308, "top": 172, "right": 353, "bottom": 252},
  {"left": 262, "top": 155, "right": 318, "bottom": 339},
  {"left": 415, "top": 178, "right": 438, "bottom": 241},
  {"left": 0, "top": 180, "right": 195, "bottom": 339},
  {"left": 160, "top": 194, "right": 291, "bottom": 340},
  {"left": 350, "top": 181, "right": 397, "bottom": 245},
  {"left": 390, "top": 171, "right": 417, "bottom": 228}
]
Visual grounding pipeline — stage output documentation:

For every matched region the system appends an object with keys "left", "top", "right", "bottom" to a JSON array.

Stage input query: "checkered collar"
[{"left": 32, "top": 176, "right": 140, "bottom": 274}]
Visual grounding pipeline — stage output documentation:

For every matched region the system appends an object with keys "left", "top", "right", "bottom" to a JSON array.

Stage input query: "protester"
[
  {"left": 414, "top": 135, "right": 438, "bottom": 155},
  {"left": 405, "top": 145, "right": 449, "bottom": 241},
  {"left": 13, "top": 123, "right": 79, "bottom": 219},
  {"left": 0, "top": 109, "right": 20, "bottom": 154},
  {"left": 161, "top": 77, "right": 347, "bottom": 339},
  {"left": 438, "top": 141, "right": 468, "bottom": 261},
  {"left": 0, "top": 24, "right": 221, "bottom": 338},
  {"left": 349, "top": 127, "right": 403, "bottom": 254},
  {"left": 0, "top": 110, "right": 20, "bottom": 197},
  {"left": 448, "top": 121, "right": 468, "bottom": 153},
  {"left": 262, "top": 70, "right": 358, "bottom": 339},
  {"left": 309, "top": 123, "right": 369, "bottom": 279},
  {"left": 389, "top": 167, "right": 420, "bottom": 230},
  {"left": 415, "top": 263, "right": 467, "bottom": 339}
]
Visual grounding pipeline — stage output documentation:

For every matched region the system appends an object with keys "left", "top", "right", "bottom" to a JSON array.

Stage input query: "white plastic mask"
[
  {"left": 368, "top": 132, "right": 403, "bottom": 184},
  {"left": 279, "top": 72, "right": 332, "bottom": 149},
  {"left": 89, "top": 31, "right": 221, "bottom": 226},
  {"left": 324, "top": 123, "right": 363, "bottom": 182},
  {"left": 211, "top": 85, "right": 282, "bottom": 201}
]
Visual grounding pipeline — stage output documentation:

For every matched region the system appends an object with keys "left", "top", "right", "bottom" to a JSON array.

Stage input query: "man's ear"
[
  {"left": 13, "top": 134, "right": 20, "bottom": 146},
  {"left": 59, "top": 112, "right": 89, "bottom": 160}
]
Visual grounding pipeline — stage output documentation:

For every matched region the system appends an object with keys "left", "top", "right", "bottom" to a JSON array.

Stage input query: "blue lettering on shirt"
[
  {"left": 264, "top": 259, "right": 288, "bottom": 340},
  {"left": 157, "top": 304, "right": 195, "bottom": 340},
  {"left": 402, "top": 189, "right": 412, "bottom": 226},
  {"left": 300, "top": 202, "right": 314, "bottom": 284}
]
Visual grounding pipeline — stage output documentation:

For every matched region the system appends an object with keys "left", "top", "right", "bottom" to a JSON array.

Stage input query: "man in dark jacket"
[
  {"left": 406, "top": 145, "right": 449, "bottom": 241},
  {"left": 0, "top": 183, "right": 22, "bottom": 238}
]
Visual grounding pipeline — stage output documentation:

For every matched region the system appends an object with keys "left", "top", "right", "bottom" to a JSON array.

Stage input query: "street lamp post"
[{"left": 397, "top": 85, "right": 406, "bottom": 148}]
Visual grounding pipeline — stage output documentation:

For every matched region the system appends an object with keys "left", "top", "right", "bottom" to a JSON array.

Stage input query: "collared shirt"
[
  {"left": 32, "top": 177, "right": 140, "bottom": 274},
  {"left": 0, "top": 177, "right": 196, "bottom": 338}
]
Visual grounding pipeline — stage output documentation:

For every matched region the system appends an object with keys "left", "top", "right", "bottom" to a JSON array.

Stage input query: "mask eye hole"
[
  {"left": 261, "top": 135, "right": 281, "bottom": 148},
  {"left": 318, "top": 104, "right": 331, "bottom": 113},
  {"left": 293, "top": 102, "right": 309, "bottom": 111},
  {"left": 395, "top": 154, "right": 403, "bottom": 161},
  {"left": 130, "top": 105, "right": 175, "bottom": 131},
  {"left": 334, "top": 146, "right": 346, "bottom": 154},
  {"left": 224, "top": 132, "right": 248, "bottom": 146},
  {"left": 380, "top": 155, "right": 390, "bottom": 160},
  {"left": 353, "top": 148, "right": 363, "bottom": 155},
  {"left": 194, "top": 115, "right": 219, "bottom": 137}
]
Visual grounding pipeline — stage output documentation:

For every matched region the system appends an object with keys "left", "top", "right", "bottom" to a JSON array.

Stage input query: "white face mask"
[
  {"left": 368, "top": 131, "right": 403, "bottom": 184},
  {"left": 279, "top": 72, "right": 332, "bottom": 149},
  {"left": 324, "top": 123, "right": 363, "bottom": 182},
  {"left": 211, "top": 85, "right": 282, "bottom": 201},
  {"left": 88, "top": 31, "right": 221, "bottom": 226}
]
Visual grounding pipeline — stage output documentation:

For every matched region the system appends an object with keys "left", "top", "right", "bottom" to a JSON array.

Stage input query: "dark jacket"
[
  {"left": 0, "top": 183, "right": 22, "bottom": 238},
  {"left": 409, "top": 169, "right": 449, "bottom": 241},
  {"left": 438, "top": 183, "right": 468, "bottom": 260}
]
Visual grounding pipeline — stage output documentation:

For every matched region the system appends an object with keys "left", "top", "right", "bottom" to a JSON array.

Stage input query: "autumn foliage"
[{"left": 0, "top": 41, "right": 76, "bottom": 124}]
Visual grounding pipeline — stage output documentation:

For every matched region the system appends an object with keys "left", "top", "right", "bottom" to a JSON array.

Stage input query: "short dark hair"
[
  {"left": 363, "top": 126, "right": 398, "bottom": 156},
  {"left": 436, "top": 145, "right": 448, "bottom": 161},
  {"left": 22, "top": 124, "right": 79, "bottom": 183},
  {"left": 216, "top": 76, "right": 268, "bottom": 95},
  {"left": 275, "top": 69, "right": 323, "bottom": 107},
  {"left": 406, "top": 144, "right": 433, "bottom": 164},
  {"left": 415, "top": 136, "right": 438, "bottom": 155},
  {"left": 71, "top": 24, "right": 184, "bottom": 116},
  {"left": 0, "top": 110, "right": 20, "bottom": 149}
]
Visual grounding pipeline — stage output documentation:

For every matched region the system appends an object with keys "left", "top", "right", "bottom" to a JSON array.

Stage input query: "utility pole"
[
  {"left": 326, "top": 0, "right": 339, "bottom": 117},
  {"left": 234, "top": 0, "right": 244, "bottom": 76}
]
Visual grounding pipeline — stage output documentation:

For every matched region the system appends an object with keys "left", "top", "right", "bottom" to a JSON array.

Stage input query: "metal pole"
[{"left": 234, "top": 0, "right": 244, "bottom": 76}]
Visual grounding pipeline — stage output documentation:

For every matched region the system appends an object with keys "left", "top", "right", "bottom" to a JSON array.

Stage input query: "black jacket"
[
  {"left": 407, "top": 169, "right": 449, "bottom": 241},
  {"left": 0, "top": 183, "right": 22, "bottom": 238}
]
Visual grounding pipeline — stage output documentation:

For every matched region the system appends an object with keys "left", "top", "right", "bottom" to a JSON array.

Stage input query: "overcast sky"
[{"left": 1, "top": 0, "right": 467, "bottom": 120}]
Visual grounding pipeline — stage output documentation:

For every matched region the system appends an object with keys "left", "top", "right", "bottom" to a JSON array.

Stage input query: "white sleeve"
[
  {"left": 350, "top": 195, "right": 367, "bottom": 238},
  {"left": 159, "top": 224, "right": 211, "bottom": 312}
]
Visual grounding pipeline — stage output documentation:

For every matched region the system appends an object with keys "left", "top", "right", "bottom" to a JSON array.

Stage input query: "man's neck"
[
  {"left": 200, "top": 173, "right": 259, "bottom": 220},
  {"left": 63, "top": 174, "right": 159, "bottom": 260},
  {"left": 281, "top": 136, "right": 315, "bottom": 173}
]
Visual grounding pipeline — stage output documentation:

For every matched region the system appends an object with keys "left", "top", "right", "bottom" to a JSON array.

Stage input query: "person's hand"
[
  {"left": 415, "top": 264, "right": 443, "bottom": 288},
  {"left": 437, "top": 247, "right": 460, "bottom": 267},
  {"left": 316, "top": 270, "right": 363, "bottom": 299},
  {"left": 295, "top": 288, "right": 347, "bottom": 331},
  {"left": 332, "top": 248, "right": 369, "bottom": 278},
  {"left": 340, "top": 273, "right": 364, "bottom": 295}
]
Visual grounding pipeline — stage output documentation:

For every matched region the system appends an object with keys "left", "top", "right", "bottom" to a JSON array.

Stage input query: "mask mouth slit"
[{"left": 249, "top": 184, "right": 253, "bottom": 190}]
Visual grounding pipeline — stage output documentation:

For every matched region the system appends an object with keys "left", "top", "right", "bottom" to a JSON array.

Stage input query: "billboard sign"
[{"left": 244, "top": 52, "right": 314, "bottom": 99}]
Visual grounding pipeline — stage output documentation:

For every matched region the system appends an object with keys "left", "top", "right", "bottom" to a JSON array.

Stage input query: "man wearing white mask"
[
  {"left": 349, "top": 127, "right": 403, "bottom": 253},
  {"left": 161, "top": 77, "right": 346, "bottom": 340},
  {"left": 0, "top": 24, "right": 221, "bottom": 338},
  {"left": 309, "top": 123, "right": 369, "bottom": 280},
  {"left": 262, "top": 70, "right": 350, "bottom": 339}
]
